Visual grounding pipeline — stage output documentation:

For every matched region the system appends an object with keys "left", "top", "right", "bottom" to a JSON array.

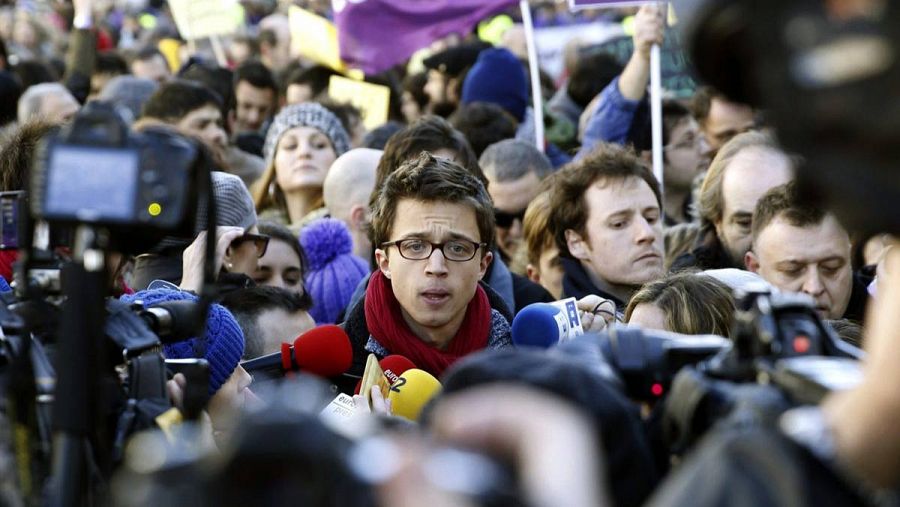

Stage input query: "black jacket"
[
  {"left": 670, "top": 224, "right": 742, "bottom": 272},
  {"left": 560, "top": 257, "right": 626, "bottom": 312}
]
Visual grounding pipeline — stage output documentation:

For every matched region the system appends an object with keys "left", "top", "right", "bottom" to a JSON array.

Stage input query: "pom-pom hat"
[{"left": 300, "top": 218, "right": 369, "bottom": 325}]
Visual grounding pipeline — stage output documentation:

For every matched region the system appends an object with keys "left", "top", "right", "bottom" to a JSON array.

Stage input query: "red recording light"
[
  {"left": 651, "top": 383, "right": 664, "bottom": 397},
  {"left": 793, "top": 336, "right": 811, "bottom": 354}
]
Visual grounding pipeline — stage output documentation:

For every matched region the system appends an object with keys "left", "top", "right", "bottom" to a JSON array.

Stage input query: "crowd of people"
[{"left": 0, "top": 0, "right": 898, "bottom": 505}]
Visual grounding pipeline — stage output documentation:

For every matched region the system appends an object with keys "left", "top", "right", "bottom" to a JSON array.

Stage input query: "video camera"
[
  {"left": 0, "top": 103, "right": 220, "bottom": 506},
  {"left": 559, "top": 288, "right": 863, "bottom": 455}
]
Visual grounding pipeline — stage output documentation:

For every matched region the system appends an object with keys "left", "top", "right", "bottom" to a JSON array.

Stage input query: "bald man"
[{"left": 323, "top": 148, "right": 381, "bottom": 259}]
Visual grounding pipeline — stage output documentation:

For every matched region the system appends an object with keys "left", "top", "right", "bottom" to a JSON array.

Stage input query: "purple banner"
[
  {"left": 569, "top": 0, "right": 649, "bottom": 9},
  {"left": 335, "top": 0, "right": 518, "bottom": 75}
]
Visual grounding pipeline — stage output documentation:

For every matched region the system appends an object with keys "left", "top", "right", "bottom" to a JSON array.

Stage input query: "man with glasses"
[
  {"left": 479, "top": 139, "right": 553, "bottom": 264},
  {"left": 341, "top": 153, "right": 512, "bottom": 381}
]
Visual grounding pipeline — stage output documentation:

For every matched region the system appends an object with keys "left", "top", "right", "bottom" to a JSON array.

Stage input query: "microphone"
[
  {"left": 241, "top": 324, "right": 353, "bottom": 379},
  {"left": 386, "top": 368, "right": 441, "bottom": 421},
  {"left": 353, "top": 355, "right": 416, "bottom": 395},
  {"left": 511, "top": 303, "right": 570, "bottom": 348}
]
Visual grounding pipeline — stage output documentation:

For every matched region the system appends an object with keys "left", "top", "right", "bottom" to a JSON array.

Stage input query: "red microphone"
[
  {"left": 354, "top": 355, "right": 416, "bottom": 394},
  {"left": 242, "top": 324, "right": 353, "bottom": 379}
]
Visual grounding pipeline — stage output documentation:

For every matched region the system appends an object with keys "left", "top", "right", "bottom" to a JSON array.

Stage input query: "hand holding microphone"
[{"left": 240, "top": 324, "right": 353, "bottom": 380}]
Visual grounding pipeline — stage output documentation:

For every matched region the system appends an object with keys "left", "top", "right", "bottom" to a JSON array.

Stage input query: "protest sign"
[
  {"left": 168, "top": 0, "right": 242, "bottom": 40},
  {"left": 288, "top": 6, "right": 347, "bottom": 72},
  {"left": 569, "top": 0, "right": 649, "bottom": 9},
  {"left": 328, "top": 75, "right": 391, "bottom": 130},
  {"left": 588, "top": 31, "right": 697, "bottom": 98}
]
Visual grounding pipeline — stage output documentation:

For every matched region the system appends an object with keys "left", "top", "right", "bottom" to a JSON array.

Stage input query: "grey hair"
[
  {"left": 478, "top": 138, "right": 553, "bottom": 182},
  {"left": 17, "top": 83, "right": 74, "bottom": 124}
]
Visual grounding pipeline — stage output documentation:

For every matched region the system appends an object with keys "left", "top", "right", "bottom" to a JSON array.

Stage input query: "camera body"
[{"left": 30, "top": 103, "right": 203, "bottom": 254}]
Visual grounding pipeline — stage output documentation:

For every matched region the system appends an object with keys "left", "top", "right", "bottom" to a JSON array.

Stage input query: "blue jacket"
[{"left": 576, "top": 76, "right": 643, "bottom": 160}]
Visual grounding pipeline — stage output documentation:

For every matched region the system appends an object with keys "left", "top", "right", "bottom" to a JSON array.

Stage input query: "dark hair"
[
  {"left": 402, "top": 72, "right": 428, "bottom": 110},
  {"left": 362, "top": 121, "right": 404, "bottom": 150},
  {"left": 233, "top": 60, "right": 277, "bottom": 93},
  {"left": 284, "top": 64, "right": 341, "bottom": 100},
  {"left": 219, "top": 286, "right": 313, "bottom": 359},
  {"left": 177, "top": 59, "right": 235, "bottom": 116},
  {"left": 567, "top": 51, "right": 623, "bottom": 108},
  {"left": 141, "top": 79, "right": 223, "bottom": 122},
  {"left": 373, "top": 115, "right": 484, "bottom": 211},
  {"left": 133, "top": 46, "right": 167, "bottom": 64},
  {"left": 0, "top": 71, "right": 23, "bottom": 127},
  {"left": 479, "top": 138, "right": 553, "bottom": 183},
  {"left": 751, "top": 181, "right": 827, "bottom": 244},
  {"left": 371, "top": 152, "right": 495, "bottom": 252},
  {"left": 690, "top": 86, "right": 718, "bottom": 123},
  {"left": 231, "top": 35, "right": 261, "bottom": 60},
  {"left": 12, "top": 59, "right": 58, "bottom": 90},
  {"left": 825, "top": 318, "right": 863, "bottom": 348},
  {"left": 548, "top": 143, "right": 661, "bottom": 258},
  {"left": 257, "top": 221, "right": 307, "bottom": 277},
  {"left": 95, "top": 52, "right": 128, "bottom": 76},
  {"left": 449, "top": 102, "right": 518, "bottom": 158},
  {"left": 316, "top": 98, "right": 361, "bottom": 138},
  {"left": 661, "top": 101, "right": 692, "bottom": 146},
  {"left": 625, "top": 272, "right": 736, "bottom": 337}
]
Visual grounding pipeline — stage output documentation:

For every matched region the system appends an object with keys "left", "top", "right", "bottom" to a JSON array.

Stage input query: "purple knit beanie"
[{"left": 300, "top": 218, "right": 369, "bottom": 325}]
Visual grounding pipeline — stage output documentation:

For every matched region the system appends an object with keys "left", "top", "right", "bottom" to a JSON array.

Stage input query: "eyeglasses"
[
  {"left": 231, "top": 233, "right": 270, "bottom": 258},
  {"left": 494, "top": 208, "right": 526, "bottom": 229},
  {"left": 381, "top": 238, "right": 486, "bottom": 262}
]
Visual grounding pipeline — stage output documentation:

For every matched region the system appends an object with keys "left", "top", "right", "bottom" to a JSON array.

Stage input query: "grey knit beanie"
[
  {"left": 194, "top": 171, "right": 258, "bottom": 232},
  {"left": 263, "top": 103, "right": 351, "bottom": 168}
]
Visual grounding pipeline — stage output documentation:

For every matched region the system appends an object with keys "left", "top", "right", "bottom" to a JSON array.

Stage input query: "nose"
[
  {"left": 209, "top": 125, "right": 227, "bottom": 148},
  {"left": 634, "top": 216, "right": 657, "bottom": 245},
  {"left": 424, "top": 247, "right": 449, "bottom": 277},
  {"left": 801, "top": 269, "right": 826, "bottom": 297},
  {"left": 508, "top": 218, "right": 524, "bottom": 242}
]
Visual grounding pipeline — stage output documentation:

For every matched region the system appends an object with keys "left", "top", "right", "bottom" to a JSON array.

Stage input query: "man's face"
[
  {"left": 131, "top": 55, "right": 171, "bottom": 83},
  {"left": 424, "top": 70, "right": 449, "bottom": 111},
  {"left": 747, "top": 215, "right": 853, "bottom": 319},
  {"left": 715, "top": 147, "right": 793, "bottom": 266},
  {"left": 255, "top": 308, "right": 316, "bottom": 357},
  {"left": 176, "top": 104, "right": 228, "bottom": 156},
  {"left": 567, "top": 177, "right": 664, "bottom": 288},
  {"left": 39, "top": 92, "right": 80, "bottom": 124},
  {"left": 375, "top": 199, "right": 492, "bottom": 344},
  {"left": 234, "top": 80, "right": 275, "bottom": 134},
  {"left": 702, "top": 97, "right": 756, "bottom": 155},
  {"left": 535, "top": 246, "right": 563, "bottom": 299},
  {"left": 488, "top": 171, "right": 541, "bottom": 260},
  {"left": 664, "top": 117, "right": 709, "bottom": 190}
]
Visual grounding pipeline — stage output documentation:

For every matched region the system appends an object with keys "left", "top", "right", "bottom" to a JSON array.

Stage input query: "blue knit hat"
[
  {"left": 461, "top": 48, "right": 529, "bottom": 122},
  {"left": 300, "top": 218, "right": 369, "bottom": 325},
  {"left": 120, "top": 288, "right": 245, "bottom": 396}
]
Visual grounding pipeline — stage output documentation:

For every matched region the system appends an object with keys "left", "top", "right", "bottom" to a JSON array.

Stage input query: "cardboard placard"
[
  {"left": 328, "top": 75, "right": 391, "bottom": 130},
  {"left": 359, "top": 354, "right": 390, "bottom": 407},
  {"left": 289, "top": 6, "right": 347, "bottom": 72},
  {"left": 168, "top": 0, "right": 242, "bottom": 40}
]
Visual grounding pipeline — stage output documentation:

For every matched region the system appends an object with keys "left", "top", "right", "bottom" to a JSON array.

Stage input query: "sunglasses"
[
  {"left": 231, "top": 233, "right": 270, "bottom": 258},
  {"left": 494, "top": 208, "right": 526, "bottom": 229}
]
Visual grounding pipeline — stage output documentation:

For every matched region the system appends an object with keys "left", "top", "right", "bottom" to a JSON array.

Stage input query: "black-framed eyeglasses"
[
  {"left": 231, "top": 233, "right": 270, "bottom": 258},
  {"left": 381, "top": 238, "right": 486, "bottom": 262},
  {"left": 494, "top": 208, "right": 526, "bottom": 229}
]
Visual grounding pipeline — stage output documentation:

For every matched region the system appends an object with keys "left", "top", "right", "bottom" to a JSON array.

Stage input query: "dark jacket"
[
  {"left": 843, "top": 270, "right": 873, "bottom": 323},
  {"left": 560, "top": 257, "right": 626, "bottom": 314},
  {"left": 338, "top": 281, "right": 513, "bottom": 392},
  {"left": 484, "top": 253, "right": 555, "bottom": 314},
  {"left": 670, "top": 223, "right": 743, "bottom": 272}
]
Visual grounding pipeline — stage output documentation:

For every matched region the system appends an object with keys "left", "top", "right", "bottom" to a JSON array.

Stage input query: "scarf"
[{"left": 364, "top": 270, "right": 492, "bottom": 377}]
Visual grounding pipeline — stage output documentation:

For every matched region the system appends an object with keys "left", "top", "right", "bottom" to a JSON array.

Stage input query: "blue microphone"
[{"left": 511, "top": 303, "right": 570, "bottom": 348}]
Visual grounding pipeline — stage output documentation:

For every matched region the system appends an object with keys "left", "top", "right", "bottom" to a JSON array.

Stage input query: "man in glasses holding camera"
[{"left": 342, "top": 152, "right": 512, "bottom": 380}]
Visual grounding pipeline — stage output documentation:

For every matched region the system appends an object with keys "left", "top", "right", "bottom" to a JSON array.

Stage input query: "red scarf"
[{"left": 364, "top": 270, "right": 492, "bottom": 378}]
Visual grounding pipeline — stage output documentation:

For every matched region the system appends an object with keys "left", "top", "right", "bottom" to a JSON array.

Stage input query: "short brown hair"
[
  {"left": 370, "top": 152, "right": 495, "bottom": 252},
  {"left": 751, "top": 181, "right": 827, "bottom": 245},
  {"left": 697, "top": 131, "right": 785, "bottom": 225},
  {"left": 625, "top": 272, "right": 735, "bottom": 337},
  {"left": 547, "top": 143, "right": 661, "bottom": 258}
]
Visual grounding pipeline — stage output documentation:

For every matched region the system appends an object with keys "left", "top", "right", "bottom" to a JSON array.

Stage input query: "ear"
[
  {"left": 478, "top": 250, "right": 493, "bottom": 280},
  {"left": 375, "top": 248, "right": 391, "bottom": 279},
  {"left": 565, "top": 229, "right": 591, "bottom": 261},
  {"left": 349, "top": 204, "right": 367, "bottom": 231},
  {"left": 526, "top": 263, "right": 541, "bottom": 284},
  {"left": 745, "top": 250, "right": 760, "bottom": 273}
]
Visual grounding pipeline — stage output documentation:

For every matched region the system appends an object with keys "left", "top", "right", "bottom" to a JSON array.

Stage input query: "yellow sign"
[
  {"left": 168, "top": 0, "right": 243, "bottom": 40},
  {"left": 328, "top": 75, "right": 390, "bottom": 131},
  {"left": 289, "top": 6, "right": 347, "bottom": 72}
]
